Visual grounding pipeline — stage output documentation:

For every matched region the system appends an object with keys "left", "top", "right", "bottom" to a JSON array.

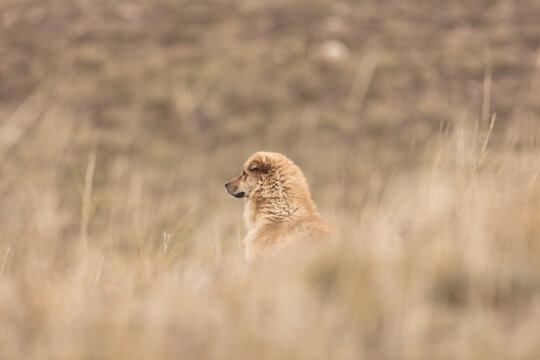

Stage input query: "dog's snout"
[{"left": 224, "top": 181, "right": 230, "bottom": 188}]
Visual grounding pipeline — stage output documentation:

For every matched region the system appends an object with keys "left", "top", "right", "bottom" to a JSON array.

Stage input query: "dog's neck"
[{"left": 243, "top": 191, "right": 315, "bottom": 229}]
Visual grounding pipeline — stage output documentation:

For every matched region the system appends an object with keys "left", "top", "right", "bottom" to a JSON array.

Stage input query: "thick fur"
[{"left": 225, "top": 152, "right": 330, "bottom": 260}]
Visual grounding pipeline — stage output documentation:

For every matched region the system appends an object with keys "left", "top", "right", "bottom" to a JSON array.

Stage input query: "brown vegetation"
[{"left": 0, "top": 0, "right": 539, "bottom": 358}]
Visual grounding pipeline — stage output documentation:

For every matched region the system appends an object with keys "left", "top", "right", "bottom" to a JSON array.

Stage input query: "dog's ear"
[{"left": 249, "top": 157, "right": 271, "bottom": 173}]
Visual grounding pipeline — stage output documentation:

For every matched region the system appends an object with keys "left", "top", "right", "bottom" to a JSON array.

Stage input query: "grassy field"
[{"left": 1, "top": 0, "right": 540, "bottom": 358}]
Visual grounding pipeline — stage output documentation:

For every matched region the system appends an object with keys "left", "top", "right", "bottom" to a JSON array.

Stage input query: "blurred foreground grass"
[{"left": 1, "top": 0, "right": 540, "bottom": 358}]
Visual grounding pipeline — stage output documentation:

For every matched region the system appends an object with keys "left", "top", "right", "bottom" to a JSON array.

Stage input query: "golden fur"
[{"left": 225, "top": 152, "right": 330, "bottom": 260}]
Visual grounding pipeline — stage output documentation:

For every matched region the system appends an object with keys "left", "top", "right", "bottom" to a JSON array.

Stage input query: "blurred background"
[{"left": 1, "top": 0, "right": 540, "bottom": 358}]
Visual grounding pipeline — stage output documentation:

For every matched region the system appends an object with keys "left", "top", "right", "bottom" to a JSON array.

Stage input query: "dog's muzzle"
[{"left": 225, "top": 182, "right": 246, "bottom": 198}]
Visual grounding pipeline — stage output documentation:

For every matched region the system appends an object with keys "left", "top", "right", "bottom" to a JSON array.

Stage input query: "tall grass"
[
  {"left": 0, "top": 95, "right": 539, "bottom": 359},
  {"left": 1, "top": 0, "right": 540, "bottom": 358}
]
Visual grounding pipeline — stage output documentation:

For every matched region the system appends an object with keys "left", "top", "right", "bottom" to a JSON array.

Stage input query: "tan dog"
[{"left": 225, "top": 152, "right": 330, "bottom": 260}]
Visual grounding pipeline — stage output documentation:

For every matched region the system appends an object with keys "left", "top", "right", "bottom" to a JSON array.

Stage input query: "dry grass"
[{"left": 1, "top": 0, "right": 540, "bottom": 359}]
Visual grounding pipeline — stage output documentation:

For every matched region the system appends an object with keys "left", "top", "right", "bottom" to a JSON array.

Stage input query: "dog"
[{"left": 225, "top": 152, "right": 330, "bottom": 260}]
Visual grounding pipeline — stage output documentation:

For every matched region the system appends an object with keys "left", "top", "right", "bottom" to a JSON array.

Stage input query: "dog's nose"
[{"left": 224, "top": 181, "right": 229, "bottom": 188}]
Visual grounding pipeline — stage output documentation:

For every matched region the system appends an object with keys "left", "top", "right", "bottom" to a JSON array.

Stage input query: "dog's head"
[{"left": 225, "top": 152, "right": 288, "bottom": 199}]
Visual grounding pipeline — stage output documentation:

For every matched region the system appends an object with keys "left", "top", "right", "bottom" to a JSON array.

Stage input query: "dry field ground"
[{"left": 1, "top": 0, "right": 540, "bottom": 358}]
